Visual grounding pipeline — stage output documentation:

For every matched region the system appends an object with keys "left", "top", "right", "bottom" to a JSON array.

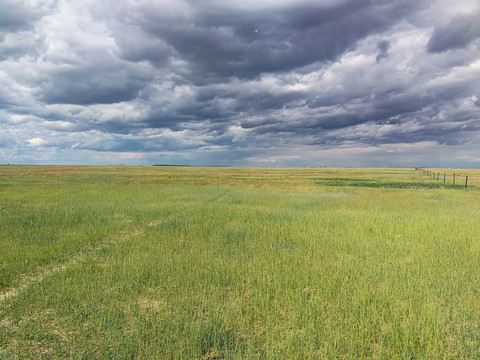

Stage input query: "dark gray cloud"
[
  {"left": 37, "top": 62, "right": 151, "bottom": 105},
  {"left": 0, "top": 0, "right": 57, "bottom": 32},
  {"left": 427, "top": 10, "right": 480, "bottom": 53},
  {"left": 1, "top": 0, "right": 480, "bottom": 166},
  {"left": 115, "top": 0, "right": 427, "bottom": 83},
  {"left": 376, "top": 40, "right": 391, "bottom": 63}
]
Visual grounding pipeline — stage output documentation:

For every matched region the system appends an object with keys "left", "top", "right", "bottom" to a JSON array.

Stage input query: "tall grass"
[{"left": 1, "top": 166, "right": 480, "bottom": 358}]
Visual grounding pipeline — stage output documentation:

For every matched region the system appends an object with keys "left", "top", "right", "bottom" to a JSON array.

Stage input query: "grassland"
[{"left": 1, "top": 165, "right": 480, "bottom": 359}]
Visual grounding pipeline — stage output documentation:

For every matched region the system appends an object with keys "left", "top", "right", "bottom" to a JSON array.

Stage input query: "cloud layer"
[{"left": 1, "top": 0, "right": 480, "bottom": 166}]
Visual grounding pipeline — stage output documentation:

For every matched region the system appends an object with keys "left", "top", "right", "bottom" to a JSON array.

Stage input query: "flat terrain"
[{"left": 1, "top": 166, "right": 480, "bottom": 359}]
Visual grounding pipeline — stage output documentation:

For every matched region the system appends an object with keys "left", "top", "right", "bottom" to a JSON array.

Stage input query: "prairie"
[{"left": 1, "top": 165, "right": 480, "bottom": 359}]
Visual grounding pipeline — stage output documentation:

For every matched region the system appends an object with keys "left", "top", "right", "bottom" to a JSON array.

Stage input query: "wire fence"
[{"left": 417, "top": 168, "right": 480, "bottom": 189}]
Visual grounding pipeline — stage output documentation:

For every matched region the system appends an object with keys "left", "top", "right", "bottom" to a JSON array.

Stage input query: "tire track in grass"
[
  {"left": 0, "top": 216, "right": 174, "bottom": 303},
  {"left": 0, "top": 189, "right": 234, "bottom": 303},
  {"left": 207, "top": 188, "right": 232, "bottom": 203},
  {"left": 0, "top": 229, "right": 132, "bottom": 303}
]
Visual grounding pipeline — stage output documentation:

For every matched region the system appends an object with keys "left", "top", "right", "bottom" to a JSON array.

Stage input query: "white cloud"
[{"left": 27, "top": 137, "right": 47, "bottom": 146}]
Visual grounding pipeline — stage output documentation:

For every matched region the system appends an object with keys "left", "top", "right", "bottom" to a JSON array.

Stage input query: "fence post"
[
  {"left": 466, "top": 176, "right": 468, "bottom": 189},
  {"left": 453, "top": 174, "right": 455, "bottom": 185},
  {"left": 444, "top": 173, "right": 446, "bottom": 183}
]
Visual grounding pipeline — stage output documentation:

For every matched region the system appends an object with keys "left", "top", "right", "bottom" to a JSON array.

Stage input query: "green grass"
[{"left": 1, "top": 166, "right": 480, "bottom": 359}]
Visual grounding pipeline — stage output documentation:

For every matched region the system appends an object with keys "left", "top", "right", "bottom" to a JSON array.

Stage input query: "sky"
[{"left": 1, "top": 0, "right": 480, "bottom": 167}]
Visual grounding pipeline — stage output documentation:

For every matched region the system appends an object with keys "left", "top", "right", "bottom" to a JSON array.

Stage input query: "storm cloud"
[
  {"left": 1, "top": 0, "right": 479, "bottom": 167},
  {"left": 427, "top": 10, "right": 480, "bottom": 53}
]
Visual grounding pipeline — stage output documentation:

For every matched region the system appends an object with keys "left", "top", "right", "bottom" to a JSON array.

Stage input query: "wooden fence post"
[
  {"left": 443, "top": 173, "right": 446, "bottom": 183},
  {"left": 466, "top": 176, "right": 468, "bottom": 189},
  {"left": 453, "top": 174, "right": 455, "bottom": 185}
]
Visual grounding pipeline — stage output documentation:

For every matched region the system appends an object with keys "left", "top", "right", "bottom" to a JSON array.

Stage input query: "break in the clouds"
[{"left": 1, "top": 0, "right": 480, "bottom": 167}]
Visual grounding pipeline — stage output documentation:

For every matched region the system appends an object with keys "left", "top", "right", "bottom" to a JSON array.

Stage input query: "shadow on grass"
[{"left": 315, "top": 178, "right": 467, "bottom": 189}]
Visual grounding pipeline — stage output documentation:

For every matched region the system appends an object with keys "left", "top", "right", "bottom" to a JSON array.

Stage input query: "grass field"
[{"left": 1, "top": 165, "right": 480, "bottom": 359}]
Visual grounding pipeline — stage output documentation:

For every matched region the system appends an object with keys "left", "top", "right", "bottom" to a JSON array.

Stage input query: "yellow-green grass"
[{"left": 1, "top": 165, "right": 480, "bottom": 359}]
